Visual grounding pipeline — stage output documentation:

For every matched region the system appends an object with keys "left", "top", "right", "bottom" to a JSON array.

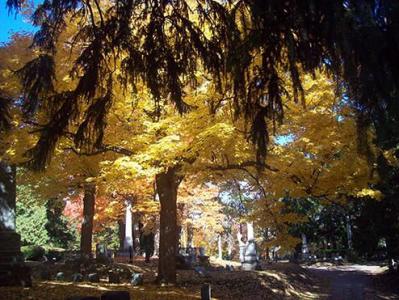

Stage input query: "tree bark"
[
  {"left": 153, "top": 220, "right": 160, "bottom": 257},
  {"left": 80, "top": 183, "right": 96, "bottom": 257},
  {"left": 0, "top": 162, "right": 31, "bottom": 286},
  {"left": 123, "top": 198, "right": 133, "bottom": 251},
  {"left": 346, "top": 215, "right": 353, "bottom": 250},
  {"left": 0, "top": 162, "right": 16, "bottom": 232},
  {"left": 156, "top": 166, "right": 182, "bottom": 284},
  {"left": 218, "top": 234, "right": 223, "bottom": 260},
  {"left": 118, "top": 219, "right": 125, "bottom": 250}
]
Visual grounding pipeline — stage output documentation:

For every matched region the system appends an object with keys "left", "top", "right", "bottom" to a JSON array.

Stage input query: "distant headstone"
[
  {"left": 55, "top": 272, "right": 65, "bottom": 281},
  {"left": 194, "top": 266, "right": 209, "bottom": 278},
  {"left": 176, "top": 254, "right": 192, "bottom": 270},
  {"left": 101, "top": 291, "right": 130, "bottom": 300},
  {"left": 198, "top": 255, "right": 210, "bottom": 266},
  {"left": 239, "top": 245, "right": 246, "bottom": 263},
  {"left": 201, "top": 284, "right": 211, "bottom": 300},
  {"left": 389, "top": 259, "right": 398, "bottom": 272},
  {"left": 88, "top": 273, "right": 100, "bottom": 283},
  {"left": 108, "top": 271, "right": 120, "bottom": 284},
  {"left": 40, "top": 269, "right": 52, "bottom": 280},
  {"left": 96, "top": 244, "right": 109, "bottom": 263},
  {"left": 225, "top": 265, "right": 234, "bottom": 271},
  {"left": 72, "top": 273, "right": 84, "bottom": 282},
  {"left": 65, "top": 297, "right": 99, "bottom": 300},
  {"left": 130, "top": 273, "right": 143, "bottom": 286}
]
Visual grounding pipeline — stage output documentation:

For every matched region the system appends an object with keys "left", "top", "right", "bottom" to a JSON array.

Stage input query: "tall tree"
[{"left": 6, "top": 0, "right": 399, "bottom": 169}]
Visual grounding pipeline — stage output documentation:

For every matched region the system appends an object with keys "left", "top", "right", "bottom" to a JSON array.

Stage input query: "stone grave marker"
[
  {"left": 72, "top": 273, "right": 84, "bottom": 282},
  {"left": 88, "top": 273, "right": 100, "bottom": 283},
  {"left": 201, "top": 284, "right": 211, "bottom": 300},
  {"left": 101, "top": 291, "right": 130, "bottom": 300},
  {"left": 108, "top": 271, "right": 120, "bottom": 284},
  {"left": 55, "top": 272, "right": 65, "bottom": 281},
  {"left": 130, "top": 273, "right": 143, "bottom": 286},
  {"left": 66, "top": 297, "right": 99, "bottom": 300}
]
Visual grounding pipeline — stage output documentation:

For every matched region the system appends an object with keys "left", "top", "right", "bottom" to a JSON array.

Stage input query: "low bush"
[{"left": 22, "top": 245, "right": 46, "bottom": 261}]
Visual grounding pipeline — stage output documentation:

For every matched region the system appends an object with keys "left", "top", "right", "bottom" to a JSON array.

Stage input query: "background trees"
[{"left": 2, "top": 0, "right": 399, "bottom": 284}]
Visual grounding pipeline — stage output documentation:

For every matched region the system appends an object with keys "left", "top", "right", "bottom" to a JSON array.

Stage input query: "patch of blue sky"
[
  {"left": 0, "top": 1, "right": 39, "bottom": 43},
  {"left": 274, "top": 133, "right": 295, "bottom": 145}
]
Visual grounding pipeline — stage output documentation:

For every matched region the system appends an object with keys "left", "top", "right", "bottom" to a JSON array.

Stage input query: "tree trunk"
[
  {"left": 118, "top": 219, "right": 125, "bottom": 250},
  {"left": 80, "top": 183, "right": 96, "bottom": 257},
  {"left": 218, "top": 234, "right": 223, "bottom": 260},
  {"left": 156, "top": 167, "right": 181, "bottom": 284},
  {"left": 0, "top": 162, "right": 31, "bottom": 286},
  {"left": 0, "top": 162, "right": 16, "bottom": 232},
  {"left": 123, "top": 198, "right": 133, "bottom": 251},
  {"left": 153, "top": 220, "right": 160, "bottom": 257},
  {"left": 346, "top": 215, "right": 353, "bottom": 250},
  {"left": 301, "top": 233, "right": 309, "bottom": 260},
  {"left": 247, "top": 222, "right": 254, "bottom": 241}
]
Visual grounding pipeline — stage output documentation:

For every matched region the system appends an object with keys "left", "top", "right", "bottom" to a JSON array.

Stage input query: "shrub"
[
  {"left": 45, "top": 248, "right": 65, "bottom": 262},
  {"left": 22, "top": 245, "right": 46, "bottom": 261}
]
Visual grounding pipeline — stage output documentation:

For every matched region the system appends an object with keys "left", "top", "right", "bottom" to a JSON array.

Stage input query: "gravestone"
[
  {"left": 88, "top": 273, "right": 100, "bottom": 283},
  {"left": 176, "top": 254, "right": 192, "bottom": 270},
  {"left": 101, "top": 291, "right": 130, "bottom": 300},
  {"left": 72, "top": 273, "right": 84, "bottom": 282},
  {"left": 56, "top": 272, "right": 65, "bottom": 281},
  {"left": 96, "top": 244, "right": 109, "bottom": 263},
  {"left": 226, "top": 265, "right": 234, "bottom": 271},
  {"left": 194, "top": 266, "right": 209, "bottom": 278},
  {"left": 201, "top": 284, "right": 211, "bottom": 300},
  {"left": 66, "top": 297, "right": 99, "bottom": 300},
  {"left": 198, "top": 255, "right": 210, "bottom": 266},
  {"left": 0, "top": 162, "right": 31, "bottom": 286},
  {"left": 198, "top": 247, "right": 210, "bottom": 266},
  {"left": 108, "top": 271, "right": 120, "bottom": 284},
  {"left": 130, "top": 273, "right": 143, "bottom": 286},
  {"left": 40, "top": 269, "right": 52, "bottom": 280}
]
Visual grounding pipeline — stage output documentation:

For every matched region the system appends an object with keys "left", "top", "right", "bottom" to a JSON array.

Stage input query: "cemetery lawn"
[{"left": 0, "top": 258, "right": 324, "bottom": 300}]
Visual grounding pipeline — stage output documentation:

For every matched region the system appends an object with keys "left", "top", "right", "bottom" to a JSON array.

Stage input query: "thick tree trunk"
[
  {"left": 0, "top": 163, "right": 16, "bottom": 232},
  {"left": 156, "top": 167, "right": 181, "bottom": 284},
  {"left": 118, "top": 219, "right": 125, "bottom": 250},
  {"left": 0, "top": 162, "right": 31, "bottom": 286},
  {"left": 80, "top": 183, "right": 96, "bottom": 257}
]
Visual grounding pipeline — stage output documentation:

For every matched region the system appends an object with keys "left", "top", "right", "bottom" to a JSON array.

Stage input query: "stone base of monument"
[
  {"left": 0, "top": 231, "right": 32, "bottom": 286},
  {"left": 0, "top": 263, "right": 32, "bottom": 286},
  {"left": 114, "top": 251, "right": 133, "bottom": 263},
  {"left": 240, "top": 240, "right": 259, "bottom": 271},
  {"left": 241, "top": 261, "right": 258, "bottom": 271}
]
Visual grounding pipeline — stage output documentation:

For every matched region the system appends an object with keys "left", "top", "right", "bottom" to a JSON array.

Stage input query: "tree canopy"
[{"left": 3, "top": 0, "right": 399, "bottom": 168}]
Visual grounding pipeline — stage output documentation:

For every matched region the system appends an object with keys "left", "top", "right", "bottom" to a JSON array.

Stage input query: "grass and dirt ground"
[{"left": 0, "top": 258, "right": 398, "bottom": 299}]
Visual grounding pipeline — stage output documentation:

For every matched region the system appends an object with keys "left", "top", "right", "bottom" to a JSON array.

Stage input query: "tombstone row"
[
  {"left": 66, "top": 284, "right": 212, "bottom": 300},
  {"left": 52, "top": 271, "right": 143, "bottom": 286}
]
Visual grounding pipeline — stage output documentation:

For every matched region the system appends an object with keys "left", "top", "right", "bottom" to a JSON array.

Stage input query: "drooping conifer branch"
[{"left": 6, "top": 0, "right": 399, "bottom": 169}]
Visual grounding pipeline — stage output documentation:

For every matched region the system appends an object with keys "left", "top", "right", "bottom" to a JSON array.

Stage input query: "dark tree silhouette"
[
  {"left": 4, "top": 0, "right": 398, "bottom": 168},
  {"left": 5, "top": 0, "right": 399, "bottom": 283}
]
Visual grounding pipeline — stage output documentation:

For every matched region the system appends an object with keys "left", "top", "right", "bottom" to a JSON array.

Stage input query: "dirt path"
[{"left": 306, "top": 264, "right": 398, "bottom": 300}]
